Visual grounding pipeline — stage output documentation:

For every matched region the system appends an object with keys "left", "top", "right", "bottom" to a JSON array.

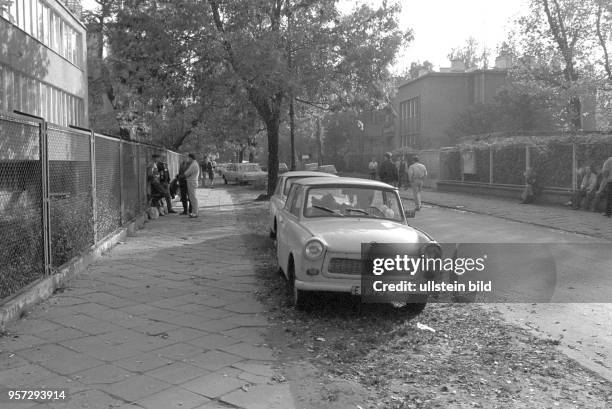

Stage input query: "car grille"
[{"left": 328, "top": 258, "right": 364, "bottom": 275}]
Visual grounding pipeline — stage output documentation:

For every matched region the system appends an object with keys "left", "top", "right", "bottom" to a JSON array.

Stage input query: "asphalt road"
[{"left": 405, "top": 201, "right": 612, "bottom": 382}]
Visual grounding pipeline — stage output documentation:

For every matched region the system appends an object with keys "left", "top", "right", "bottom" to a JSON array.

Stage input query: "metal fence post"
[
  {"left": 525, "top": 145, "right": 530, "bottom": 172},
  {"left": 489, "top": 148, "right": 493, "bottom": 185},
  {"left": 119, "top": 140, "right": 125, "bottom": 225},
  {"left": 571, "top": 143, "right": 577, "bottom": 192},
  {"left": 40, "top": 120, "right": 51, "bottom": 276},
  {"left": 90, "top": 130, "right": 98, "bottom": 243}
]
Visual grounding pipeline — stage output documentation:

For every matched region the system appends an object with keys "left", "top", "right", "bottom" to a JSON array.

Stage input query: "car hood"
[{"left": 301, "top": 218, "right": 433, "bottom": 253}]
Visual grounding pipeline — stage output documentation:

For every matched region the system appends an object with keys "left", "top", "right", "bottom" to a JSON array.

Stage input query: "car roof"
[
  {"left": 282, "top": 171, "right": 339, "bottom": 178},
  {"left": 293, "top": 176, "right": 395, "bottom": 188}
]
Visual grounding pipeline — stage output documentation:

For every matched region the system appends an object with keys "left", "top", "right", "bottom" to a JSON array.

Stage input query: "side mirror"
[{"left": 405, "top": 209, "right": 416, "bottom": 219}]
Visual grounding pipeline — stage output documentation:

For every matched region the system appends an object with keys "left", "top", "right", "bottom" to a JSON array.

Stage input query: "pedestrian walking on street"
[
  {"left": 184, "top": 153, "right": 200, "bottom": 218},
  {"left": 598, "top": 156, "right": 612, "bottom": 217},
  {"left": 177, "top": 158, "right": 192, "bottom": 215},
  {"left": 378, "top": 152, "right": 398, "bottom": 186},
  {"left": 205, "top": 157, "right": 215, "bottom": 188},
  {"left": 398, "top": 156, "right": 408, "bottom": 189},
  {"left": 368, "top": 157, "right": 378, "bottom": 180},
  {"left": 408, "top": 155, "right": 427, "bottom": 210}
]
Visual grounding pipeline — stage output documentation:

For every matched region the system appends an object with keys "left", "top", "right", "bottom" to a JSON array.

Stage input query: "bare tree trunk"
[{"left": 289, "top": 97, "right": 296, "bottom": 170}]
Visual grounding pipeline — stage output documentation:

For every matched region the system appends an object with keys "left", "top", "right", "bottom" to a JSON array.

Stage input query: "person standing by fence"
[
  {"left": 368, "top": 157, "right": 378, "bottom": 180},
  {"left": 599, "top": 156, "right": 612, "bottom": 217},
  {"left": 408, "top": 155, "right": 427, "bottom": 210},
  {"left": 157, "top": 154, "right": 176, "bottom": 213},
  {"left": 184, "top": 153, "right": 200, "bottom": 218},
  {"left": 177, "top": 158, "right": 192, "bottom": 215},
  {"left": 378, "top": 152, "right": 398, "bottom": 186}
]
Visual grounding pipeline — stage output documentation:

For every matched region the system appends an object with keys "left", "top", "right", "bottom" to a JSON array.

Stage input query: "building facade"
[
  {"left": 0, "top": 0, "right": 88, "bottom": 126},
  {"left": 395, "top": 67, "right": 507, "bottom": 149}
]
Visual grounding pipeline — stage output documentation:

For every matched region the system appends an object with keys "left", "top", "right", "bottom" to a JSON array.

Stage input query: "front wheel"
[{"left": 287, "top": 259, "right": 308, "bottom": 310}]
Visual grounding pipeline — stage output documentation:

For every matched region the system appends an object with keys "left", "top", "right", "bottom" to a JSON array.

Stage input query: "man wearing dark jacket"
[
  {"left": 378, "top": 152, "right": 398, "bottom": 186},
  {"left": 156, "top": 154, "right": 176, "bottom": 213},
  {"left": 177, "top": 158, "right": 192, "bottom": 215}
]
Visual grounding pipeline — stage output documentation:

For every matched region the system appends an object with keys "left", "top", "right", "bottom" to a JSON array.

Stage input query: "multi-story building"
[
  {"left": 395, "top": 59, "right": 508, "bottom": 149},
  {"left": 0, "top": 0, "right": 88, "bottom": 126}
]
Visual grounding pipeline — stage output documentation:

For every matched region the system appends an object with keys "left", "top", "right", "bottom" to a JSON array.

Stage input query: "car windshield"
[{"left": 304, "top": 186, "right": 404, "bottom": 221}]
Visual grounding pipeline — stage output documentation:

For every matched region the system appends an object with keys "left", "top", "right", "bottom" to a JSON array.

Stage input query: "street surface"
[
  {"left": 401, "top": 188, "right": 612, "bottom": 382},
  {"left": 0, "top": 181, "right": 610, "bottom": 408}
]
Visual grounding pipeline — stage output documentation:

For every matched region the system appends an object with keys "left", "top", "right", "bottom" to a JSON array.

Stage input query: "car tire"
[
  {"left": 399, "top": 302, "right": 427, "bottom": 314},
  {"left": 269, "top": 220, "right": 277, "bottom": 239},
  {"left": 287, "top": 258, "right": 308, "bottom": 310}
]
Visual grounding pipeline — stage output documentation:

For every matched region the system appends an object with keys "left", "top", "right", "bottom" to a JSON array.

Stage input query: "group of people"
[
  {"left": 148, "top": 153, "right": 200, "bottom": 218},
  {"left": 520, "top": 156, "right": 612, "bottom": 217},
  {"left": 568, "top": 156, "right": 612, "bottom": 217},
  {"left": 368, "top": 152, "right": 428, "bottom": 210}
]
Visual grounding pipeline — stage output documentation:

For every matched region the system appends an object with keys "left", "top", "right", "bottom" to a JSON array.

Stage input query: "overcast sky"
[
  {"left": 390, "top": 0, "right": 529, "bottom": 72},
  {"left": 82, "top": 0, "right": 530, "bottom": 73}
]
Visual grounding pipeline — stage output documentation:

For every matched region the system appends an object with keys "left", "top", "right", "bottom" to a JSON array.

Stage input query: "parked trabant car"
[
  {"left": 275, "top": 177, "right": 441, "bottom": 311},
  {"left": 223, "top": 163, "right": 268, "bottom": 185},
  {"left": 269, "top": 171, "right": 338, "bottom": 239}
]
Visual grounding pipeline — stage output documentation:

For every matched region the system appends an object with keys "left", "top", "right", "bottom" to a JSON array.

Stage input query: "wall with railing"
[{"left": 0, "top": 110, "right": 182, "bottom": 300}]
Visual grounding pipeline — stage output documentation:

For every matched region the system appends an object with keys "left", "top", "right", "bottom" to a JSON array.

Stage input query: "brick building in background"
[{"left": 0, "top": 0, "right": 88, "bottom": 126}]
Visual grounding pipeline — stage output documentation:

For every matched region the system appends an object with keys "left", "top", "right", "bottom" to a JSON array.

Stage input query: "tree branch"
[{"left": 295, "top": 97, "right": 331, "bottom": 111}]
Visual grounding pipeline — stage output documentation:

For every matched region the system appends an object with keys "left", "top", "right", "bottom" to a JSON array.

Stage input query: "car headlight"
[
  {"left": 304, "top": 239, "right": 325, "bottom": 260},
  {"left": 422, "top": 243, "right": 442, "bottom": 260}
]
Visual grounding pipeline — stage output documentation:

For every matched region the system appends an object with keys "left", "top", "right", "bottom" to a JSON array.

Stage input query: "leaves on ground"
[{"left": 232, "top": 188, "right": 612, "bottom": 409}]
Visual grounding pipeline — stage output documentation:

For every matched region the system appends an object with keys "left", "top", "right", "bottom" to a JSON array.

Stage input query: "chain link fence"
[
  {"left": 0, "top": 113, "right": 44, "bottom": 299},
  {"left": 0, "top": 111, "right": 183, "bottom": 300}
]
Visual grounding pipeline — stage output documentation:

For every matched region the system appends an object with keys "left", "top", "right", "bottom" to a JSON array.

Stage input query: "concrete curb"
[{"left": 0, "top": 214, "right": 147, "bottom": 329}]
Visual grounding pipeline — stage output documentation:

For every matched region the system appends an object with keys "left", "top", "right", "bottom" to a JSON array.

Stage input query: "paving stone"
[
  {"left": 146, "top": 362, "right": 209, "bottom": 385},
  {"left": 186, "top": 334, "right": 240, "bottom": 350},
  {"left": 152, "top": 343, "right": 205, "bottom": 361},
  {"left": 49, "top": 389, "right": 126, "bottom": 409},
  {"left": 231, "top": 361, "right": 276, "bottom": 377},
  {"left": 181, "top": 371, "right": 244, "bottom": 398},
  {"left": 218, "top": 342, "right": 274, "bottom": 361},
  {"left": 188, "top": 350, "right": 244, "bottom": 371},
  {"left": 71, "top": 364, "right": 133, "bottom": 385},
  {"left": 38, "top": 353, "right": 104, "bottom": 376},
  {"left": 220, "top": 384, "right": 295, "bottom": 409},
  {"left": 101, "top": 374, "right": 172, "bottom": 402},
  {"left": 0, "top": 363, "right": 56, "bottom": 385},
  {"left": 113, "top": 352, "right": 174, "bottom": 373},
  {"left": 136, "top": 386, "right": 210, "bottom": 409}
]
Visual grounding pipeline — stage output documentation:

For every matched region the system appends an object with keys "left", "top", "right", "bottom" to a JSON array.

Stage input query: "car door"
[{"left": 277, "top": 184, "right": 300, "bottom": 273}]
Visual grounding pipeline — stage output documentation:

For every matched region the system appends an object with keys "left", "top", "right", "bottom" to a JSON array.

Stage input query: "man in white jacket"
[
  {"left": 184, "top": 153, "right": 200, "bottom": 218},
  {"left": 407, "top": 156, "right": 427, "bottom": 210}
]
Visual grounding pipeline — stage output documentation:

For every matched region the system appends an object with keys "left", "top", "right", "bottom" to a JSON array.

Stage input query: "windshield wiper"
[
  {"left": 344, "top": 208, "right": 370, "bottom": 215},
  {"left": 313, "top": 205, "right": 344, "bottom": 216}
]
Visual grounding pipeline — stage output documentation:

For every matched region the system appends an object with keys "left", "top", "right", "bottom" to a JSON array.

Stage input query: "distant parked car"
[
  {"left": 215, "top": 163, "right": 230, "bottom": 176},
  {"left": 269, "top": 171, "right": 338, "bottom": 239},
  {"left": 317, "top": 164, "right": 338, "bottom": 175},
  {"left": 223, "top": 163, "right": 267, "bottom": 185},
  {"left": 275, "top": 177, "right": 440, "bottom": 311},
  {"left": 279, "top": 163, "right": 289, "bottom": 174}
]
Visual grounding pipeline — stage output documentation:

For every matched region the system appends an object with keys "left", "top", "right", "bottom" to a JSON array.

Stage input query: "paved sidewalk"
[
  {"left": 400, "top": 188, "right": 612, "bottom": 241},
  {"left": 0, "top": 188, "right": 293, "bottom": 409}
]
